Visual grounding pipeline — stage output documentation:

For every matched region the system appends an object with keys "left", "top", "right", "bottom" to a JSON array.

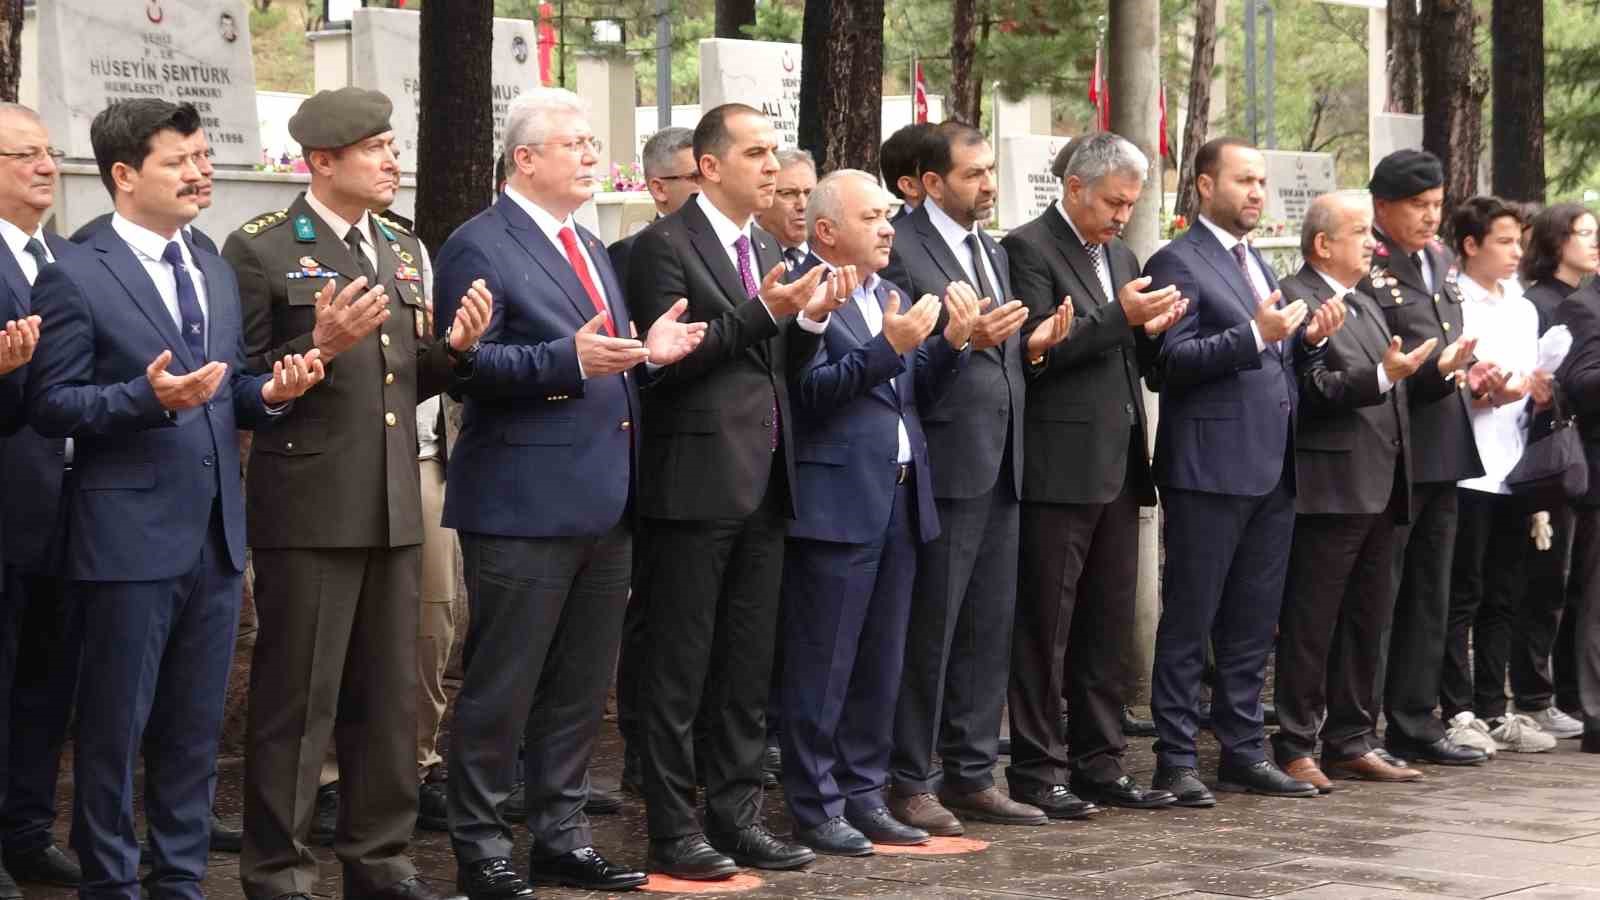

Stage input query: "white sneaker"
[
  {"left": 1487, "top": 714, "right": 1558, "bottom": 753},
  {"left": 1447, "top": 711, "right": 1500, "bottom": 757},
  {"left": 1515, "top": 705, "right": 1584, "bottom": 739}
]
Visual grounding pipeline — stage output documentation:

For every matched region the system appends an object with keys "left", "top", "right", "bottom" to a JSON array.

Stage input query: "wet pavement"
[{"left": 25, "top": 717, "right": 1600, "bottom": 899}]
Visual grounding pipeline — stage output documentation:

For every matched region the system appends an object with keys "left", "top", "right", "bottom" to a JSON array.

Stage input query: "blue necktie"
[{"left": 162, "top": 241, "right": 207, "bottom": 363}]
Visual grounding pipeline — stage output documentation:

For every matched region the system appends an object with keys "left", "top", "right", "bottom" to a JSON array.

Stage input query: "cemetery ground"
[{"left": 31, "top": 713, "right": 1600, "bottom": 900}]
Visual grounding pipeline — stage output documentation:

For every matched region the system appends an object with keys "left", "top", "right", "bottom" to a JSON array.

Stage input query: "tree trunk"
[
  {"left": 798, "top": 0, "right": 884, "bottom": 174},
  {"left": 715, "top": 0, "right": 756, "bottom": 39},
  {"left": 1490, "top": 0, "right": 1544, "bottom": 202},
  {"left": 949, "top": 0, "right": 980, "bottom": 125},
  {"left": 1420, "top": 0, "right": 1486, "bottom": 213},
  {"left": 0, "top": 0, "right": 22, "bottom": 103},
  {"left": 1387, "top": 0, "right": 1422, "bottom": 113},
  {"left": 1175, "top": 0, "right": 1217, "bottom": 222},
  {"left": 417, "top": 0, "right": 495, "bottom": 256}
]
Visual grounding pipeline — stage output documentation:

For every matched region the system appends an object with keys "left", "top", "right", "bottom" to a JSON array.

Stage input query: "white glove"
[{"left": 1532, "top": 510, "right": 1553, "bottom": 551}]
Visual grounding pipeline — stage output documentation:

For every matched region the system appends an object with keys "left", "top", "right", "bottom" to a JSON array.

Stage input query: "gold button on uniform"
[
  {"left": 381, "top": 333, "right": 391, "bottom": 347},
  {"left": 385, "top": 372, "right": 395, "bottom": 385},
  {"left": 385, "top": 412, "right": 397, "bottom": 427},
  {"left": 1443, "top": 322, "right": 1452, "bottom": 331},
  {"left": 620, "top": 419, "right": 632, "bottom": 431}
]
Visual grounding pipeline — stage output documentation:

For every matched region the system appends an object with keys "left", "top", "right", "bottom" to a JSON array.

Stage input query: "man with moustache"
[
  {"left": 26, "top": 97, "right": 324, "bottom": 900},
  {"left": 626, "top": 102, "right": 845, "bottom": 880},
  {"left": 879, "top": 121, "right": 1043, "bottom": 835},
  {"left": 1001, "top": 132, "right": 1186, "bottom": 818},
  {"left": 756, "top": 150, "right": 816, "bottom": 271},
  {"left": 0, "top": 103, "right": 77, "bottom": 900},
  {"left": 1144, "top": 137, "right": 1345, "bottom": 806},
  {"left": 608, "top": 126, "right": 696, "bottom": 286},
  {"left": 1273, "top": 192, "right": 1448, "bottom": 789},
  {"left": 73, "top": 129, "right": 220, "bottom": 255},
  {"left": 1361, "top": 150, "right": 1493, "bottom": 767},
  {"left": 778, "top": 169, "right": 978, "bottom": 855},
  {"left": 224, "top": 87, "right": 492, "bottom": 900}
]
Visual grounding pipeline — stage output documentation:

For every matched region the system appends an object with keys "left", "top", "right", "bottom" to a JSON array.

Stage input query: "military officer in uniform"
[{"left": 223, "top": 88, "right": 491, "bottom": 900}]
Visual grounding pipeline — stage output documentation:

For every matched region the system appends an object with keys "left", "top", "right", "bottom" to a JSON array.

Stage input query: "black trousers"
[
  {"left": 1442, "top": 489, "right": 1529, "bottom": 720},
  {"left": 1514, "top": 503, "right": 1575, "bottom": 712},
  {"left": 1272, "top": 512, "right": 1396, "bottom": 762},
  {"left": 447, "top": 525, "right": 631, "bottom": 861},
  {"left": 0, "top": 568, "right": 78, "bottom": 856},
  {"left": 637, "top": 482, "right": 787, "bottom": 840},
  {"left": 1383, "top": 481, "right": 1458, "bottom": 745},
  {"left": 1007, "top": 468, "right": 1139, "bottom": 789},
  {"left": 1567, "top": 505, "right": 1600, "bottom": 734}
]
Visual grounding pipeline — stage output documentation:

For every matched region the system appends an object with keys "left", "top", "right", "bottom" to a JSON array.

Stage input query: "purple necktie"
[
  {"left": 1231, "top": 242, "right": 1266, "bottom": 302},
  {"left": 734, "top": 233, "right": 779, "bottom": 451}
]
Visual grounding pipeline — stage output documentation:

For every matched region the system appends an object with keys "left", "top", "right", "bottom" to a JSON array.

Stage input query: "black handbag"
[{"left": 1506, "top": 385, "right": 1589, "bottom": 504}]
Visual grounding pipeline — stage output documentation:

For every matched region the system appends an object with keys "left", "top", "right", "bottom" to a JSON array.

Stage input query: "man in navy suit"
[
  {"left": 434, "top": 88, "right": 705, "bottom": 898},
  {"left": 71, "top": 127, "right": 220, "bottom": 255},
  {"left": 777, "top": 170, "right": 977, "bottom": 856},
  {"left": 0, "top": 102, "right": 70, "bottom": 900},
  {"left": 1143, "top": 137, "right": 1344, "bottom": 807},
  {"left": 23, "top": 99, "right": 323, "bottom": 900}
]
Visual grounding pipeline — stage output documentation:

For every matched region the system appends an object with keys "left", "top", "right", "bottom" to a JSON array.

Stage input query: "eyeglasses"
[
  {"left": 538, "top": 136, "right": 604, "bottom": 155},
  {"left": 0, "top": 147, "right": 65, "bottom": 164},
  {"left": 655, "top": 172, "right": 700, "bottom": 183}
]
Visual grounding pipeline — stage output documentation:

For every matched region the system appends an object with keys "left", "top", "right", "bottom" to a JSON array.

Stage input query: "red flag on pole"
[
  {"left": 537, "top": 2, "right": 557, "bottom": 86},
  {"left": 1089, "top": 43, "right": 1110, "bottom": 130},
  {"left": 1158, "top": 82, "right": 1170, "bottom": 159},
  {"left": 913, "top": 63, "right": 929, "bottom": 123}
]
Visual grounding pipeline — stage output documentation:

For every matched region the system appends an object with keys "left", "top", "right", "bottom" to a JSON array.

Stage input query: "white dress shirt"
[
  {"left": 111, "top": 213, "right": 210, "bottom": 345},
  {"left": 1313, "top": 267, "right": 1394, "bottom": 395},
  {"left": 1457, "top": 274, "right": 1539, "bottom": 495},
  {"left": 815, "top": 259, "right": 913, "bottom": 464},
  {"left": 924, "top": 197, "right": 1004, "bottom": 303},
  {"left": 0, "top": 217, "right": 51, "bottom": 284},
  {"left": 1058, "top": 202, "right": 1114, "bottom": 301},
  {"left": 1198, "top": 214, "right": 1277, "bottom": 354},
  {"left": 696, "top": 192, "right": 827, "bottom": 334}
]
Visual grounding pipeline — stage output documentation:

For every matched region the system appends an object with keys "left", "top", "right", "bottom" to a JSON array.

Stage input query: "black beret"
[
  {"left": 289, "top": 87, "right": 394, "bottom": 151},
  {"left": 1369, "top": 149, "right": 1444, "bottom": 200}
]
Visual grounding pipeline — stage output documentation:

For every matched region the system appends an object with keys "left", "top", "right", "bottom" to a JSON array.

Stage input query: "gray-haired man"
[{"left": 756, "top": 149, "right": 816, "bottom": 270}]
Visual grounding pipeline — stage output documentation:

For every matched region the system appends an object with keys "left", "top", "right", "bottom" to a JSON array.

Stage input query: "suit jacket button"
[
  {"left": 385, "top": 372, "right": 395, "bottom": 384},
  {"left": 202, "top": 455, "right": 215, "bottom": 467},
  {"left": 1442, "top": 322, "right": 1451, "bottom": 331},
  {"left": 1393, "top": 438, "right": 1401, "bottom": 447},
  {"left": 286, "top": 441, "right": 295, "bottom": 450},
  {"left": 381, "top": 333, "right": 391, "bottom": 347},
  {"left": 385, "top": 412, "right": 398, "bottom": 427},
  {"left": 620, "top": 420, "right": 632, "bottom": 431},
  {"left": 1280, "top": 400, "right": 1290, "bottom": 411},
  {"left": 762, "top": 417, "right": 774, "bottom": 427}
]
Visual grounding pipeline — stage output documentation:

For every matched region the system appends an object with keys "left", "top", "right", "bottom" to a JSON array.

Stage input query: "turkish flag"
[
  {"left": 913, "top": 63, "right": 929, "bottom": 123},
  {"left": 1159, "top": 82, "right": 1170, "bottom": 159},
  {"left": 537, "top": 2, "right": 556, "bottom": 86},
  {"left": 1089, "top": 44, "right": 1110, "bottom": 130}
]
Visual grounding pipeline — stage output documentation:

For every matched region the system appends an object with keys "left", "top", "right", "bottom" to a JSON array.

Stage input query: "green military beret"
[{"left": 289, "top": 87, "right": 394, "bottom": 151}]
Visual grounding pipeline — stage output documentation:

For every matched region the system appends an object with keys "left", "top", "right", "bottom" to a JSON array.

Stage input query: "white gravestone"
[
  {"left": 699, "top": 38, "right": 803, "bottom": 149},
  {"left": 38, "top": 0, "right": 262, "bottom": 166},
  {"left": 997, "top": 135, "right": 1072, "bottom": 231},
  {"left": 351, "top": 8, "right": 538, "bottom": 174},
  {"left": 1262, "top": 150, "right": 1337, "bottom": 232}
]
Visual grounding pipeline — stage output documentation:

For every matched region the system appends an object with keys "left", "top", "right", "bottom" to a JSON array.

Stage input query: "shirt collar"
[
  {"left": 1197, "top": 214, "right": 1244, "bottom": 252},
  {"left": 305, "top": 187, "right": 374, "bottom": 247},
  {"left": 924, "top": 196, "right": 982, "bottom": 250},
  {"left": 503, "top": 184, "right": 577, "bottom": 246},
  {"left": 1311, "top": 265, "right": 1356, "bottom": 297},
  {"left": 111, "top": 212, "right": 190, "bottom": 266},
  {"left": 1056, "top": 201, "right": 1095, "bottom": 250},
  {"left": 697, "top": 192, "right": 753, "bottom": 249},
  {"left": 0, "top": 217, "right": 44, "bottom": 262},
  {"left": 1459, "top": 272, "right": 1518, "bottom": 304},
  {"left": 809, "top": 254, "right": 881, "bottom": 299}
]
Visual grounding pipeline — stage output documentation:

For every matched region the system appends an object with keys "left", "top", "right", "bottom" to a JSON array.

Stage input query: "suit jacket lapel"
[
  {"left": 1375, "top": 230, "right": 1429, "bottom": 296},
  {"left": 682, "top": 200, "right": 756, "bottom": 311},
  {"left": 291, "top": 195, "right": 364, "bottom": 283},
  {"left": 911, "top": 211, "right": 973, "bottom": 289},
  {"left": 496, "top": 195, "right": 596, "bottom": 326},
  {"left": 1347, "top": 289, "right": 1391, "bottom": 363},
  {"left": 93, "top": 228, "right": 198, "bottom": 373},
  {"left": 0, "top": 242, "right": 31, "bottom": 318},
  {"left": 1190, "top": 226, "right": 1262, "bottom": 321},
  {"left": 582, "top": 225, "right": 631, "bottom": 334},
  {"left": 1044, "top": 209, "right": 1110, "bottom": 306},
  {"left": 191, "top": 247, "right": 235, "bottom": 361}
]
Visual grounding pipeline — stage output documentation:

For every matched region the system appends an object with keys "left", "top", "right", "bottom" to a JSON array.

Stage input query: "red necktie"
[{"left": 558, "top": 226, "right": 612, "bottom": 335}]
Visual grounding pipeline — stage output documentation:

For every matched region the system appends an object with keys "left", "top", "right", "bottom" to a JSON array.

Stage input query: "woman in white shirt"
[{"left": 1444, "top": 196, "right": 1558, "bottom": 753}]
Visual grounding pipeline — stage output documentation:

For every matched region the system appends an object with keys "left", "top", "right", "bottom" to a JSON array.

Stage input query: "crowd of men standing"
[{"left": 0, "top": 78, "right": 1597, "bottom": 900}]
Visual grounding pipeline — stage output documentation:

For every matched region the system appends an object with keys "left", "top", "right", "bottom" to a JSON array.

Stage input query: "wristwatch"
[{"left": 447, "top": 340, "right": 479, "bottom": 373}]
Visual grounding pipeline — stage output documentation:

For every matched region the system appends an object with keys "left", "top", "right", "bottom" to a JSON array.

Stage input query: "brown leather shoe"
[
  {"left": 1323, "top": 751, "right": 1423, "bottom": 782},
  {"left": 1281, "top": 757, "right": 1333, "bottom": 794},
  {"left": 936, "top": 785, "right": 1047, "bottom": 826},
  {"left": 888, "top": 792, "right": 964, "bottom": 836}
]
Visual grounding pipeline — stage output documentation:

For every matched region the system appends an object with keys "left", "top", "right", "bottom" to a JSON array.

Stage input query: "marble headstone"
[
  {"left": 699, "top": 38, "right": 803, "bottom": 149},
  {"left": 1262, "top": 150, "right": 1337, "bottom": 233},
  {"left": 997, "top": 134, "right": 1072, "bottom": 231}
]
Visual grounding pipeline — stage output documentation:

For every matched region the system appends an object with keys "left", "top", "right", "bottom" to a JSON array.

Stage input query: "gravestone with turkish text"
[
  {"left": 997, "top": 135, "right": 1072, "bottom": 230},
  {"left": 699, "top": 38, "right": 803, "bottom": 149},
  {"left": 1262, "top": 150, "right": 1337, "bottom": 233},
  {"left": 38, "top": 0, "right": 261, "bottom": 166},
  {"left": 351, "top": 8, "right": 538, "bottom": 173}
]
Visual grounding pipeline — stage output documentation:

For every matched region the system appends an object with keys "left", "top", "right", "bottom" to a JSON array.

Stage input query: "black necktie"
[
  {"left": 23, "top": 237, "right": 48, "bottom": 277},
  {"left": 161, "top": 241, "right": 207, "bottom": 363},
  {"left": 964, "top": 232, "right": 999, "bottom": 304},
  {"left": 783, "top": 246, "right": 805, "bottom": 271},
  {"left": 1411, "top": 251, "right": 1429, "bottom": 290},
  {"left": 346, "top": 225, "right": 377, "bottom": 284},
  {"left": 1085, "top": 241, "right": 1109, "bottom": 303}
]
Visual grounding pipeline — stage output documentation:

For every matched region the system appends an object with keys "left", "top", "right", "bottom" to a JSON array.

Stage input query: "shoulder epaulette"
[
  {"left": 374, "top": 213, "right": 410, "bottom": 238},
  {"left": 239, "top": 209, "right": 290, "bottom": 236}
]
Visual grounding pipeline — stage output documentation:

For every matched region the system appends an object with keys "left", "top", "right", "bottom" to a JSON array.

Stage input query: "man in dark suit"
[
  {"left": 778, "top": 169, "right": 976, "bottom": 856},
  {"left": 626, "top": 103, "right": 843, "bottom": 879},
  {"left": 24, "top": 98, "right": 323, "bottom": 900},
  {"left": 436, "top": 87, "right": 706, "bottom": 897},
  {"left": 0, "top": 102, "right": 69, "bottom": 900},
  {"left": 881, "top": 123, "right": 935, "bottom": 225},
  {"left": 1144, "top": 137, "right": 1344, "bottom": 806},
  {"left": 1360, "top": 150, "right": 1492, "bottom": 767},
  {"left": 879, "top": 121, "right": 1039, "bottom": 834},
  {"left": 608, "top": 125, "right": 695, "bottom": 288},
  {"left": 1554, "top": 274, "right": 1600, "bottom": 751},
  {"left": 1274, "top": 191, "right": 1451, "bottom": 789},
  {"left": 224, "top": 88, "right": 489, "bottom": 900},
  {"left": 1001, "top": 132, "right": 1186, "bottom": 819}
]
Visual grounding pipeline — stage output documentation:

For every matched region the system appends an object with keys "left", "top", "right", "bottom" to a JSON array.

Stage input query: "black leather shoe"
[
  {"left": 1216, "top": 760, "right": 1319, "bottom": 798},
  {"left": 529, "top": 846, "right": 646, "bottom": 892},
  {"left": 795, "top": 816, "right": 873, "bottom": 857},
  {"left": 1009, "top": 783, "right": 1099, "bottom": 820},
  {"left": 0, "top": 860, "right": 21, "bottom": 900},
  {"left": 311, "top": 782, "right": 339, "bottom": 846},
  {"left": 1388, "top": 736, "right": 1488, "bottom": 766},
  {"left": 707, "top": 823, "right": 815, "bottom": 869},
  {"left": 356, "top": 875, "right": 461, "bottom": 900},
  {"left": 4, "top": 845, "right": 82, "bottom": 886},
  {"left": 1152, "top": 766, "right": 1215, "bottom": 808},
  {"left": 585, "top": 787, "right": 623, "bottom": 816},
  {"left": 420, "top": 770, "right": 450, "bottom": 831},
  {"left": 648, "top": 834, "right": 738, "bottom": 880},
  {"left": 845, "top": 807, "right": 929, "bottom": 846},
  {"left": 457, "top": 857, "right": 534, "bottom": 900},
  {"left": 209, "top": 811, "right": 244, "bottom": 853},
  {"left": 1121, "top": 707, "right": 1158, "bottom": 738},
  {"left": 1071, "top": 774, "right": 1176, "bottom": 810}
]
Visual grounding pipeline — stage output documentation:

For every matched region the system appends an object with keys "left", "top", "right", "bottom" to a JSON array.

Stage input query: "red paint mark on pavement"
[
  {"left": 639, "top": 872, "right": 766, "bottom": 893},
  {"left": 875, "top": 836, "right": 990, "bottom": 855}
]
